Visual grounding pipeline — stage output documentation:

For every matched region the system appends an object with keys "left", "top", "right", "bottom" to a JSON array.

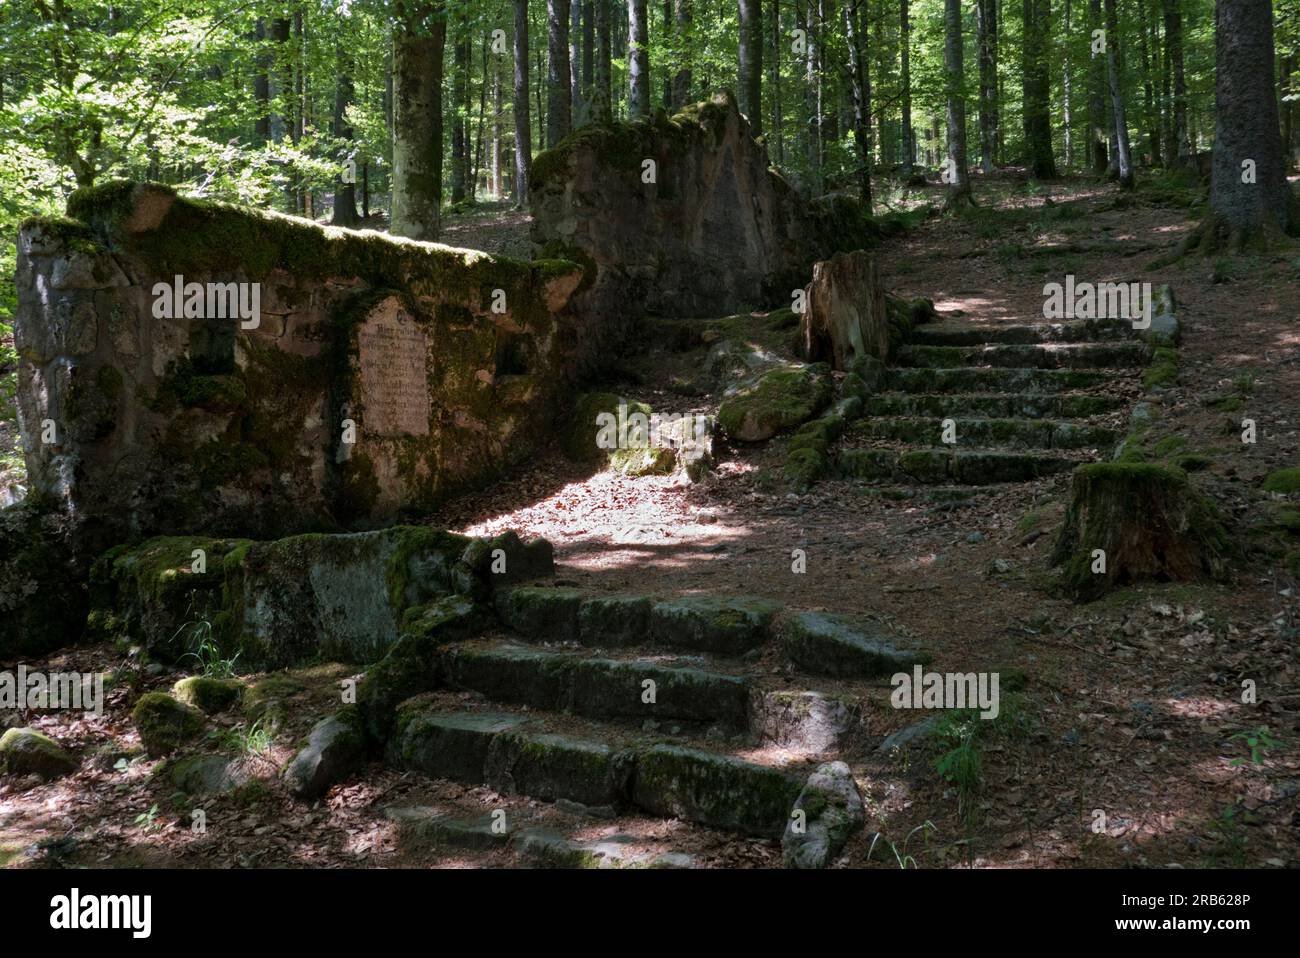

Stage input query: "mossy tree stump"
[{"left": 1051, "top": 463, "right": 1230, "bottom": 600}]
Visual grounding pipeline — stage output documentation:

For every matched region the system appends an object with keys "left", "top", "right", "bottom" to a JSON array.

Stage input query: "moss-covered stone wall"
[
  {"left": 528, "top": 92, "right": 879, "bottom": 354},
  {"left": 14, "top": 182, "right": 581, "bottom": 553}
]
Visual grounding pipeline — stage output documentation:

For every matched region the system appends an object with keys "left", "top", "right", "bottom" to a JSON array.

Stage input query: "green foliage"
[{"left": 1227, "top": 726, "right": 1279, "bottom": 767}]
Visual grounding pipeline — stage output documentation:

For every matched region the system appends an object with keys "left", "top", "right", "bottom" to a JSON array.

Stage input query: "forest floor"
[{"left": 3, "top": 171, "right": 1298, "bottom": 869}]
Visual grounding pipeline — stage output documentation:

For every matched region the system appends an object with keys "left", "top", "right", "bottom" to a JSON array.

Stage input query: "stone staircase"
[
  {"left": 834, "top": 317, "right": 1150, "bottom": 487},
  {"left": 381, "top": 588, "right": 930, "bottom": 867}
]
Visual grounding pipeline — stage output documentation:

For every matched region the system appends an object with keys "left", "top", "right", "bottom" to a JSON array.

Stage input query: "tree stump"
[
  {"left": 1051, "top": 463, "right": 1231, "bottom": 600},
  {"left": 799, "top": 250, "right": 888, "bottom": 371}
]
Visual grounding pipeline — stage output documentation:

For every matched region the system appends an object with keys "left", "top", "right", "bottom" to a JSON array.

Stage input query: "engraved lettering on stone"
[{"left": 358, "top": 306, "right": 430, "bottom": 436}]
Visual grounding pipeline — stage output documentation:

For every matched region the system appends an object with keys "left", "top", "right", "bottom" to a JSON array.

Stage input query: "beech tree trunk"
[
  {"left": 1104, "top": 0, "right": 1134, "bottom": 189},
  {"left": 547, "top": 0, "right": 572, "bottom": 145},
  {"left": 391, "top": 3, "right": 446, "bottom": 239},
  {"left": 628, "top": 0, "right": 650, "bottom": 118},
  {"left": 594, "top": 0, "right": 612, "bottom": 121},
  {"left": 513, "top": 0, "right": 532, "bottom": 206},
  {"left": 844, "top": 0, "right": 870, "bottom": 205},
  {"left": 739, "top": 0, "right": 763, "bottom": 135},
  {"left": 977, "top": 0, "right": 998, "bottom": 173},
  {"left": 331, "top": 40, "right": 360, "bottom": 227},
  {"left": 1088, "top": 0, "right": 1108, "bottom": 172},
  {"left": 1163, "top": 0, "right": 1191, "bottom": 165},
  {"left": 900, "top": 0, "right": 914, "bottom": 173},
  {"left": 944, "top": 0, "right": 972, "bottom": 204}
]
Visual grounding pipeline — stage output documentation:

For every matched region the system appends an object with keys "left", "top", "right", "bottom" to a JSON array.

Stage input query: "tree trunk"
[
  {"left": 332, "top": 40, "right": 360, "bottom": 227},
  {"left": 493, "top": 50, "right": 504, "bottom": 196},
  {"left": 1163, "top": 0, "right": 1191, "bottom": 166},
  {"left": 571, "top": 0, "right": 584, "bottom": 123},
  {"left": 1063, "top": 0, "right": 1074, "bottom": 168},
  {"left": 1282, "top": 55, "right": 1294, "bottom": 171},
  {"left": 1088, "top": 0, "right": 1108, "bottom": 172},
  {"left": 1137, "top": 0, "right": 1157, "bottom": 165},
  {"left": 768, "top": 0, "right": 781, "bottom": 161},
  {"left": 583, "top": 0, "right": 595, "bottom": 97},
  {"left": 514, "top": 0, "right": 533, "bottom": 206},
  {"left": 391, "top": 4, "right": 447, "bottom": 239},
  {"left": 673, "top": 0, "right": 693, "bottom": 108},
  {"left": 1104, "top": 0, "right": 1134, "bottom": 188},
  {"left": 272, "top": 17, "right": 292, "bottom": 145},
  {"left": 595, "top": 0, "right": 612, "bottom": 121},
  {"left": 900, "top": 0, "right": 914, "bottom": 174},
  {"left": 452, "top": 18, "right": 469, "bottom": 202},
  {"left": 548, "top": 0, "right": 572, "bottom": 145},
  {"left": 804, "top": 0, "right": 822, "bottom": 190},
  {"left": 977, "top": 0, "right": 998, "bottom": 173},
  {"left": 254, "top": 19, "right": 270, "bottom": 144},
  {"left": 1022, "top": 0, "right": 1055, "bottom": 178},
  {"left": 1204, "top": 0, "right": 1289, "bottom": 245},
  {"left": 844, "top": 0, "right": 871, "bottom": 205},
  {"left": 944, "top": 0, "right": 971, "bottom": 204},
  {"left": 628, "top": 0, "right": 651, "bottom": 118},
  {"left": 739, "top": 0, "right": 763, "bottom": 135}
]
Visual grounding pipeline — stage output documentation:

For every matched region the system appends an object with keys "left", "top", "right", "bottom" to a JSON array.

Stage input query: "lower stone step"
[
  {"left": 908, "top": 318, "right": 1134, "bottom": 346},
  {"left": 897, "top": 341, "right": 1149, "bottom": 370},
  {"left": 887, "top": 366, "right": 1110, "bottom": 394},
  {"left": 389, "top": 707, "right": 804, "bottom": 836},
  {"left": 385, "top": 806, "right": 698, "bottom": 868},
  {"left": 862, "top": 392, "right": 1125, "bottom": 420},
  {"left": 778, "top": 611, "right": 930, "bottom": 677},
  {"left": 837, "top": 448, "right": 1078, "bottom": 484},
  {"left": 851, "top": 417, "right": 1117, "bottom": 450}
]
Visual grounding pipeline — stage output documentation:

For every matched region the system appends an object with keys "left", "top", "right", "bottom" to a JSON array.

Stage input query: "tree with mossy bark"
[{"left": 1180, "top": 0, "right": 1292, "bottom": 253}]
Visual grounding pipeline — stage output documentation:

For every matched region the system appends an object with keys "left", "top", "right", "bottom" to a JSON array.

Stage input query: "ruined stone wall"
[
  {"left": 529, "top": 92, "right": 877, "bottom": 338},
  {"left": 14, "top": 182, "right": 581, "bottom": 556}
]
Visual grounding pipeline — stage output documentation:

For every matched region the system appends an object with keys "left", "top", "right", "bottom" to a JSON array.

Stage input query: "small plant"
[
  {"left": 133, "top": 804, "right": 162, "bottom": 833},
  {"left": 209, "top": 719, "right": 272, "bottom": 756},
  {"left": 933, "top": 709, "right": 985, "bottom": 824},
  {"left": 866, "top": 821, "right": 937, "bottom": 869},
  {"left": 180, "top": 629, "right": 240, "bottom": 680},
  {"left": 1208, "top": 805, "right": 1248, "bottom": 867},
  {"left": 1228, "top": 726, "right": 1279, "bottom": 766}
]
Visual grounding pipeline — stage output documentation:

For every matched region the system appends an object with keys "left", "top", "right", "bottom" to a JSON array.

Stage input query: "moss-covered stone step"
[
  {"left": 440, "top": 642, "right": 751, "bottom": 729},
  {"left": 89, "top": 526, "right": 543, "bottom": 667},
  {"left": 514, "top": 827, "right": 696, "bottom": 868},
  {"left": 851, "top": 417, "right": 1117, "bottom": 450},
  {"left": 631, "top": 744, "right": 803, "bottom": 837},
  {"left": 778, "top": 612, "right": 930, "bottom": 678},
  {"left": 389, "top": 706, "right": 803, "bottom": 835},
  {"left": 494, "top": 587, "right": 782, "bottom": 654},
  {"left": 887, "top": 367, "right": 1110, "bottom": 394},
  {"left": 385, "top": 807, "right": 514, "bottom": 851},
  {"left": 836, "top": 448, "right": 1077, "bottom": 484},
  {"left": 908, "top": 318, "right": 1134, "bottom": 346},
  {"left": 862, "top": 392, "right": 1124, "bottom": 419},
  {"left": 897, "top": 342, "right": 1149, "bottom": 370}
]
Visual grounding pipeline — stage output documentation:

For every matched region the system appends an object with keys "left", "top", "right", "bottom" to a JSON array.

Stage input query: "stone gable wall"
[{"left": 14, "top": 182, "right": 581, "bottom": 556}]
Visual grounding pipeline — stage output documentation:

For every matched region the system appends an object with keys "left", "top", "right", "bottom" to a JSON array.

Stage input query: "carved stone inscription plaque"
[{"left": 357, "top": 301, "right": 430, "bottom": 436}]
